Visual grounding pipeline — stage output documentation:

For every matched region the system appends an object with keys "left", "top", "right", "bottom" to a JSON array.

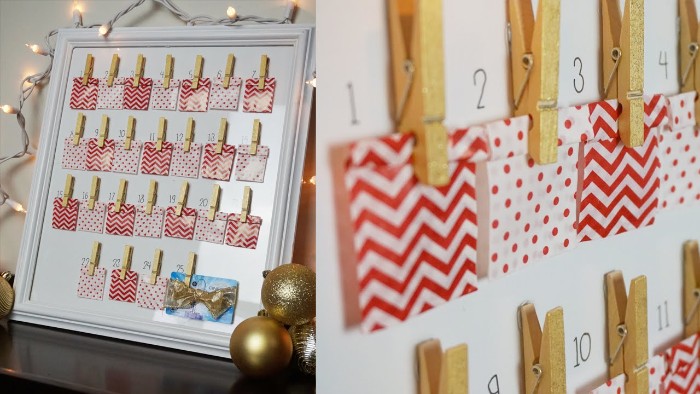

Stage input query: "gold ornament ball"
[
  {"left": 261, "top": 264, "right": 316, "bottom": 325},
  {"left": 0, "top": 272, "right": 14, "bottom": 319},
  {"left": 229, "top": 316, "right": 293, "bottom": 378},
  {"left": 289, "top": 320, "right": 316, "bottom": 375}
]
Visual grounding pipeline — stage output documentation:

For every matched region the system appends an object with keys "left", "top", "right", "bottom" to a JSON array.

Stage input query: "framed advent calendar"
[{"left": 11, "top": 25, "right": 315, "bottom": 357}]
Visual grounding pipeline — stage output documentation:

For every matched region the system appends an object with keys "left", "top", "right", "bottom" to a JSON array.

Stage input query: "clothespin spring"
[
  {"left": 603, "top": 48, "right": 622, "bottom": 97},
  {"left": 608, "top": 324, "right": 628, "bottom": 366},
  {"left": 530, "top": 364, "right": 542, "bottom": 394},
  {"left": 685, "top": 288, "right": 700, "bottom": 325},
  {"left": 682, "top": 43, "right": 700, "bottom": 87},
  {"left": 514, "top": 54, "right": 534, "bottom": 111},
  {"left": 395, "top": 60, "right": 415, "bottom": 124}
]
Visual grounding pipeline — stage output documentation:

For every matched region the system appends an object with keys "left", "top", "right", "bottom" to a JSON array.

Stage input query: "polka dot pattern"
[
  {"left": 235, "top": 145, "right": 270, "bottom": 183},
  {"left": 590, "top": 374, "right": 624, "bottom": 394},
  {"left": 62, "top": 138, "right": 88, "bottom": 170},
  {"left": 150, "top": 79, "right": 180, "bottom": 110},
  {"left": 209, "top": 77, "right": 242, "bottom": 110},
  {"left": 589, "top": 355, "right": 664, "bottom": 394},
  {"left": 77, "top": 266, "right": 106, "bottom": 301},
  {"left": 133, "top": 205, "right": 165, "bottom": 238},
  {"left": 112, "top": 140, "right": 142, "bottom": 175},
  {"left": 136, "top": 277, "right": 168, "bottom": 310},
  {"left": 193, "top": 210, "right": 228, "bottom": 244},
  {"left": 76, "top": 200, "right": 107, "bottom": 233},
  {"left": 96, "top": 77, "right": 126, "bottom": 109},
  {"left": 170, "top": 142, "right": 202, "bottom": 178}
]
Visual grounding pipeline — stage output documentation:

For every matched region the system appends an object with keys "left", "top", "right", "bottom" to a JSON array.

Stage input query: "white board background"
[{"left": 316, "top": 1, "right": 699, "bottom": 392}]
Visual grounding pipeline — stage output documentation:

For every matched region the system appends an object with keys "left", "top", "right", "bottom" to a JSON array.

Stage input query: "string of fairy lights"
[{"left": 0, "top": 0, "right": 315, "bottom": 215}]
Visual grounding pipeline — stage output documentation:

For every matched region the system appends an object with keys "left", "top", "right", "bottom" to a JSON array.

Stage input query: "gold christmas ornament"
[
  {"left": 0, "top": 272, "right": 15, "bottom": 319},
  {"left": 261, "top": 264, "right": 316, "bottom": 325},
  {"left": 229, "top": 316, "right": 293, "bottom": 378},
  {"left": 289, "top": 320, "right": 316, "bottom": 375}
]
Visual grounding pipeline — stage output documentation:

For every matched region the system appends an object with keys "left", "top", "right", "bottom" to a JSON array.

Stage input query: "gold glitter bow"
[{"left": 164, "top": 280, "right": 238, "bottom": 319}]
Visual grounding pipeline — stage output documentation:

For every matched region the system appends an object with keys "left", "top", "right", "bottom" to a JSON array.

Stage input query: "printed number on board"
[
  {"left": 473, "top": 69, "right": 487, "bottom": 109},
  {"left": 81, "top": 257, "right": 90, "bottom": 267},
  {"left": 347, "top": 82, "right": 359, "bottom": 125},
  {"left": 573, "top": 332, "right": 592, "bottom": 367},
  {"left": 142, "top": 260, "right": 151, "bottom": 270},
  {"left": 169, "top": 195, "right": 176, "bottom": 204},
  {"left": 198, "top": 198, "right": 208, "bottom": 207},
  {"left": 112, "top": 258, "right": 121, "bottom": 268},
  {"left": 138, "top": 194, "right": 145, "bottom": 204},
  {"left": 573, "top": 57, "right": 584, "bottom": 94},
  {"left": 176, "top": 264, "right": 185, "bottom": 273},
  {"left": 657, "top": 300, "right": 670, "bottom": 331},
  {"left": 487, "top": 375, "right": 500, "bottom": 394},
  {"left": 659, "top": 51, "right": 669, "bottom": 79}
]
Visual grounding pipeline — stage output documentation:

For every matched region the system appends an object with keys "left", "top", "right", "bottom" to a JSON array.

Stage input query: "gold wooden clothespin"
[
  {"left": 62, "top": 174, "right": 74, "bottom": 207},
  {"left": 98, "top": 114, "right": 109, "bottom": 148},
  {"left": 164, "top": 54, "right": 174, "bottom": 89},
  {"left": 192, "top": 55, "right": 203, "bottom": 90},
  {"left": 509, "top": 0, "right": 560, "bottom": 164},
  {"left": 519, "top": 303, "right": 566, "bottom": 394},
  {"left": 185, "top": 117, "right": 194, "bottom": 152},
  {"left": 88, "top": 175, "right": 100, "bottom": 210},
  {"left": 216, "top": 118, "right": 227, "bottom": 154},
  {"left": 114, "top": 178, "right": 127, "bottom": 213},
  {"left": 150, "top": 249, "right": 162, "bottom": 285},
  {"left": 134, "top": 54, "right": 145, "bottom": 87},
  {"left": 251, "top": 119, "right": 261, "bottom": 155},
  {"left": 184, "top": 252, "right": 196, "bottom": 287},
  {"left": 224, "top": 53, "right": 235, "bottom": 88},
  {"left": 416, "top": 339, "right": 468, "bottom": 394},
  {"left": 73, "top": 113, "right": 85, "bottom": 146},
  {"left": 207, "top": 184, "right": 220, "bottom": 221},
  {"left": 145, "top": 179, "right": 157, "bottom": 215},
  {"left": 107, "top": 53, "right": 120, "bottom": 87},
  {"left": 604, "top": 271, "right": 648, "bottom": 392},
  {"left": 240, "top": 186, "right": 251, "bottom": 222},
  {"left": 120, "top": 245, "right": 133, "bottom": 280},
  {"left": 601, "top": 0, "right": 645, "bottom": 147},
  {"left": 156, "top": 117, "right": 166, "bottom": 151},
  {"left": 125, "top": 116, "right": 135, "bottom": 151},
  {"left": 258, "top": 55, "right": 269, "bottom": 90},
  {"left": 82, "top": 54, "right": 94, "bottom": 86},
  {"left": 175, "top": 181, "right": 189, "bottom": 217},
  {"left": 88, "top": 241, "right": 101, "bottom": 276},
  {"left": 684, "top": 240, "right": 700, "bottom": 337},
  {"left": 680, "top": 0, "right": 700, "bottom": 124}
]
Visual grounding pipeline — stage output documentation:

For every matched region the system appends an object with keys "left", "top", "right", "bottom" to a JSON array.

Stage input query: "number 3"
[{"left": 573, "top": 57, "right": 584, "bottom": 94}]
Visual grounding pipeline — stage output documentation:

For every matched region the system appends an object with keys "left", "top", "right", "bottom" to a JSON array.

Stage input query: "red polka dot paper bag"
[
  {"left": 341, "top": 128, "right": 488, "bottom": 333},
  {"left": 663, "top": 333, "right": 700, "bottom": 393},
  {"left": 150, "top": 79, "right": 180, "bottom": 110},
  {"left": 588, "top": 355, "right": 664, "bottom": 393},
  {"left": 76, "top": 200, "right": 107, "bottom": 233},
  {"left": 61, "top": 138, "right": 88, "bottom": 170},
  {"left": 112, "top": 140, "right": 142, "bottom": 175},
  {"left": 96, "top": 77, "right": 126, "bottom": 110},
  {"left": 76, "top": 266, "right": 106, "bottom": 301}
]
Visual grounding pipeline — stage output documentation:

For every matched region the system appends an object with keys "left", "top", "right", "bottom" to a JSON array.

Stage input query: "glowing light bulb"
[
  {"left": 1, "top": 105, "right": 18, "bottom": 115},
  {"left": 25, "top": 43, "right": 47, "bottom": 56},
  {"left": 73, "top": 0, "right": 82, "bottom": 12},
  {"left": 227, "top": 6, "right": 237, "bottom": 19},
  {"left": 72, "top": 1, "right": 83, "bottom": 25},
  {"left": 99, "top": 24, "right": 110, "bottom": 36},
  {"left": 5, "top": 198, "right": 26, "bottom": 213}
]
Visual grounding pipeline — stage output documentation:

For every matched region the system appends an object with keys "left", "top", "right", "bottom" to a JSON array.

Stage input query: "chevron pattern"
[
  {"left": 140, "top": 141, "right": 173, "bottom": 175},
  {"left": 178, "top": 78, "right": 211, "bottom": 112},
  {"left": 225, "top": 214, "right": 262, "bottom": 249},
  {"left": 201, "top": 143, "right": 236, "bottom": 181},
  {"left": 164, "top": 206, "right": 196, "bottom": 239},
  {"left": 578, "top": 97, "right": 664, "bottom": 241},
  {"left": 105, "top": 203, "right": 135, "bottom": 236},
  {"left": 123, "top": 77, "right": 153, "bottom": 110},
  {"left": 85, "top": 139, "right": 115, "bottom": 172},
  {"left": 664, "top": 334, "right": 700, "bottom": 394},
  {"left": 344, "top": 129, "right": 487, "bottom": 332},
  {"left": 52, "top": 197, "right": 79, "bottom": 231},
  {"left": 243, "top": 78, "right": 275, "bottom": 113},
  {"left": 69, "top": 77, "right": 98, "bottom": 110},
  {"left": 108, "top": 269, "right": 138, "bottom": 303}
]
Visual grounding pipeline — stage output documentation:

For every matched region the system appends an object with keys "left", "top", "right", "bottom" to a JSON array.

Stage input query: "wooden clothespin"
[
  {"left": 601, "top": 0, "right": 645, "bottom": 147},
  {"left": 185, "top": 117, "right": 194, "bottom": 152},
  {"left": 62, "top": 174, "right": 74, "bottom": 207},
  {"left": 107, "top": 53, "right": 120, "bottom": 87},
  {"left": 184, "top": 252, "right": 196, "bottom": 287},
  {"left": 604, "top": 271, "right": 648, "bottom": 392},
  {"left": 257, "top": 55, "right": 269, "bottom": 90},
  {"left": 684, "top": 240, "right": 700, "bottom": 337},
  {"left": 82, "top": 54, "right": 94, "bottom": 86},
  {"left": 519, "top": 303, "right": 566, "bottom": 394},
  {"left": 98, "top": 114, "right": 109, "bottom": 148},
  {"left": 207, "top": 184, "right": 220, "bottom": 221},
  {"left": 145, "top": 179, "right": 157, "bottom": 215},
  {"left": 150, "top": 249, "right": 162, "bottom": 285},
  {"left": 88, "top": 241, "right": 101, "bottom": 276},
  {"left": 125, "top": 116, "right": 135, "bottom": 150},
  {"left": 156, "top": 117, "right": 166, "bottom": 151},
  {"left": 114, "top": 179, "right": 127, "bottom": 213},
  {"left": 240, "top": 186, "right": 251, "bottom": 222},
  {"left": 416, "top": 339, "right": 468, "bottom": 394},
  {"left": 192, "top": 55, "right": 203, "bottom": 89},
  {"left": 216, "top": 118, "right": 227, "bottom": 154},
  {"left": 134, "top": 54, "right": 145, "bottom": 87},
  {"left": 73, "top": 113, "right": 85, "bottom": 146},
  {"left": 120, "top": 245, "right": 133, "bottom": 280},
  {"left": 387, "top": 0, "right": 448, "bottom": 186},
  {"left": 164, "top": 54, "right": 174, "bottom": 89},
  {"left": 175, "top": 181, "right": 189, "bottom": 217},
  {"left": 88, "top": 175, "right": 100, "bottom": 210},
  {"left": 250, "top": 119, "right": 261, "bottom": 155},
  {"left": 679, "top": 0, "right": 700, "bottom": 124},
  {"left": 224, "top": 53, "right": 235, "bottom": 88},
  {"left": 509, "top": 0, "right": 560, "bottom": 165}
]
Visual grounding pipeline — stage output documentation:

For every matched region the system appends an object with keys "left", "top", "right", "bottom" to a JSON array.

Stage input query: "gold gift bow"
[{"left": 164, "top": 279, "right": 238, "bottom": 319}]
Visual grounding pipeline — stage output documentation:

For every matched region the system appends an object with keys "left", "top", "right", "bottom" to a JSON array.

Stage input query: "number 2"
[
  {"left": 573, "top": 57, "right": 584, "bottom": 94},
  {"left": 473, "top": 69, "right": 487, "bottom": 109}
]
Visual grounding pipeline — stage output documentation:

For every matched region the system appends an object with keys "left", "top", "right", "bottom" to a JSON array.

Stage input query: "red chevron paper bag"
[
  {"left": 123, "top": 77, "right": 152, "bottom": 110},
  {"left": 342, "top": 128, "right": 488, "bottom": 332},
  {"left": 170, "top": 142, "right": 202, "bottom": 178},
  {"left": 660, "top": 92, "right": 700, "bottom": 209},
  {"left": 136, "top": 277, "right": 168, "bottom": 310},
  {"left": 85, "top": 138, "right": 115, "bottom": 172},
  {"left": 210, "top": 77, "right": 242, "bottom": 110},
  {"left": 133, "top": 205, "right": 164, "bottom": 238},
  {"left": 112, "top": 140, "right": 142, "bottom": 175},
  {"left": 150, "top": 79, "right": 180, "bottom": 110},
  {"left": 69, "top": 77, "right": 98, "bottom": 110},
  {"left": 578, "top": 96, "right": 665, "bottom": 241},
  {"left": 108, "top": 269, "right": 138, "bottom": 303},
  {"left": 178, "top": 78, "right": 211, "bottom": 112},
  {"left": 96, "top": 77, "right": 125, "bottom": 110},
  {"left": 243, "top": 78, "right": 275, "bottom": 113},
  {"left": 105, "top": 203, "right": 135, "bottom": 236},
  {"left": 140, "top": 141, "right": 173, "bottom": 176},
  {"left": 235, "top": 145, "right": 269, "bottom": 182},
  {"left": 164, "top": 206, "right": 197, "bottom": 240},
  {"left": 663, "top": 333, "right": 700, "bottom": 393},
  {"left": 225, "top": 214, "right": 262, "bottom": 249},
  {"left": 201, "top": 143, "right": 236, "bottom": 181},
  {"left": 62, "top": 138, "right": 88, "bottom": 170},
  {"left": 77, "top": 266, "right": 106, "bottom": 300},
  {"left": 194, "top": 210, "right": 228, "bottom": 244},
  {"left": 52, "top": 197, "right": 79, "bottom": 231},
  {"left": 76, "top": 200, "right": 107, "bottom": 233}
]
